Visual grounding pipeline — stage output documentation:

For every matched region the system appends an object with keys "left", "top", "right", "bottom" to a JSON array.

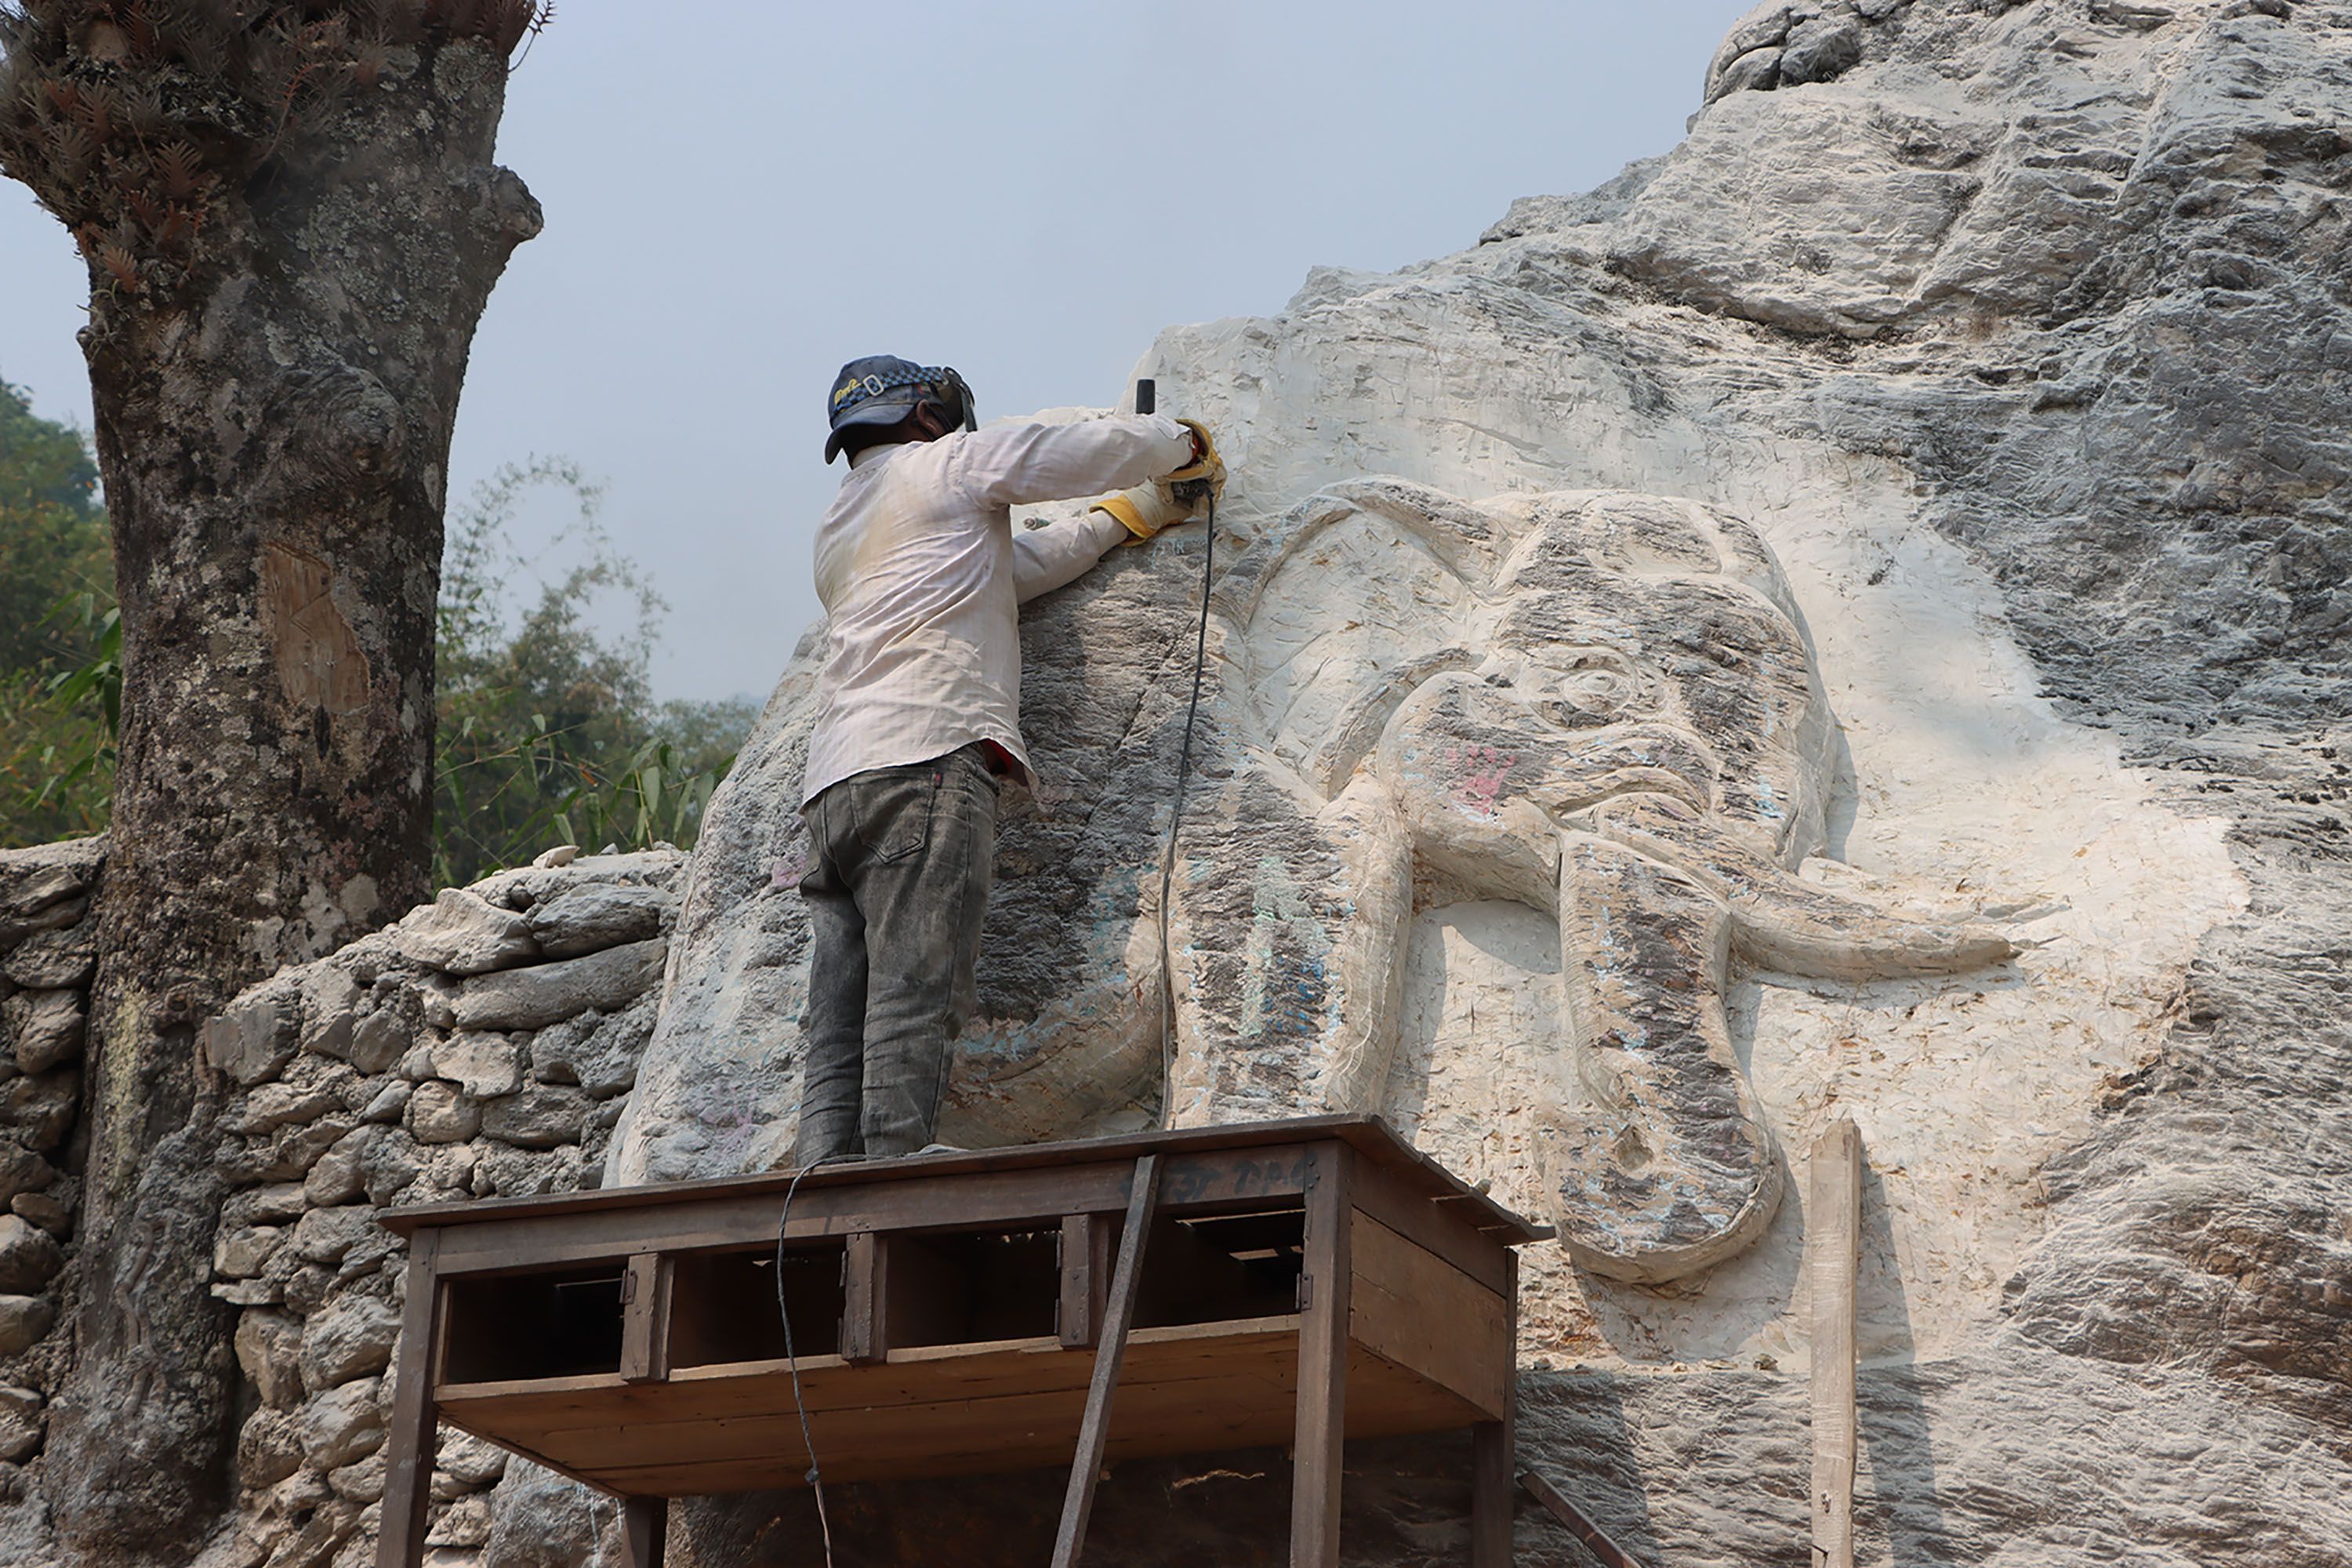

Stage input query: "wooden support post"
[
  {"left": 840, "top": 1231, "right": 885, "bottom": 1363},
  {"left": 1809, "top": 1119, "right": 1862, "bottom": 1568},
  {"left": 1470, "top": 1246, "right": 1519, "bottom": 1567},
  {"left": 377, "top": 1228, "right": 442, "bottom": 1568},
  {"left": 1051, "top": 1153, "right": 1161, "bottom": 1568},
  {"left": 621, "top": 1495, "right": 667, "bottom": 1567},
  {"left": 1293, "top": 1145, "right": 1353, "bottom": 1568},
  {"left": 1058, "top": 1211, "right": 1116, "bottom": 1350},
  {"left": 619, "top": 1252, "right": 670, "bottom": 1383}
]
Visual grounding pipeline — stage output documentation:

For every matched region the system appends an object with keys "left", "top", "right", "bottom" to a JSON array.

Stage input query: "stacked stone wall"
[
  {"left": 0, "top": 839, "right": 101, "bottom": 1501},
  {"left": 195, "top": 848, "right": 683, "bottom": 1568}
]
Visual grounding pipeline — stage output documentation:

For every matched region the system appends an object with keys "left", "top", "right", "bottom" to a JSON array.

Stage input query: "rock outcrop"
[
  {"left": 633, "top": 2, "right": 2352, "bottom": 1564},
  {"left": 5, "top": 2, "right": 2349, "bottom": 1565}
]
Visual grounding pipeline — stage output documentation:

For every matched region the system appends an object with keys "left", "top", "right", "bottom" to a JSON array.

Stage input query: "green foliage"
[
  {"left": 0, "top": 379, "right": 116, "bottom": 848},
  {"left": 0, "top": 379, "right": 109, "bottom": 672},
  {"left": 430, "top": 462, "right": 754, "bottom": 887}
]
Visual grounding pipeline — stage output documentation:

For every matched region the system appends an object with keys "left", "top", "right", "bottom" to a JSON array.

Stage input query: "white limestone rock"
[
  {"left": 452, "top": 939, "right": 668, "bottom": 1033},
  {"left": 389, "top": 889, "right": 540, "bottom": 975}
]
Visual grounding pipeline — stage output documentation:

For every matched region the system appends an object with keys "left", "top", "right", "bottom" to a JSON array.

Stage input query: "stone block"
[
  {"left": 298, "top": 1377, "right": 385, "bottom": 1470},
  {"left": 205, "top": 995, "right": 297, "bottom": 1087},
  {"left": 235, "top": 1308, "right": 307, "bottom": 1410},
  {"left": 303, "top": 1126, "right": 376, "bottom": 1208},
  {"left": 479, "top": 1085, "right": 587, "bottom": 1150},
  {"left": 330, "top": 1451, "right": 387, "bottom": 1503},
  {"left": 525, "top": 883, "right": 667, "bottom": 959},
  {"left": 408, "top": 1082, "right": 481, "bottom": 1144},
  {"left": 299, "top": 1292, "right": 401, "bottom": 1393},
  {"left": 0, "top": 1214, "right": 63, "bottom": 1294},
  {"left": 292, "top": 1205, "right": 383, "bottom": 1267},
  {"left": 214, "top": 1223, "right": 285, "bottom": 1281},
  {"left": 5, "top": 989, "right": 84, "bottom": 1074},
  {"left": 360, "top": 1080, "right": 411, "bottom": 1124},
  {"left": 0, "top": 1294, "right": 54, "bottom": 1356},
  {"left": 359, "top": 1129, "right": 422, "bottom": 1206},
  {"left": 2, "top": 925, "right": 93, "bottom": 989},
  {"left": 228, "top": 1181, "right": 311, "bottom": 1227},
  {"left": 434, "top": 1431, "right": 507, "bottom": 1493},
  {"left": 390, "top": 889, "right": 539, "bottom": 975},
  {"left": 429, "top": 1031, "right": 523, "bottom": 1098},
  {"left": 424, "top": 1493, "right": 492, "bottom": 1549},
  {"left": 347, "top": 1008, "right": 408, "bottom": 1076},
  {"left": 0, "top": 1067, "right": 77, "bottom": 1150},
  {"left": 453, "top": 938, "right": 667, "bottom": 1033},
  {"left": 237, "top": 1406, "right": 303, "bottom": 1488},
  {"left": 301, "top": 967, "right": 361, "bottom": 1061},
  {"left": 0, "top": 1146, "right": 55, "bottom": 1207},
  {"left": 10, "top": 1191, "right": 69, "bottom": 1236},
  {"left": 530, "top": 992, "right": 655, "bottom": 1097},
  {"left": 232, "top": 1076, "right": 350, "bottom": 1137}
]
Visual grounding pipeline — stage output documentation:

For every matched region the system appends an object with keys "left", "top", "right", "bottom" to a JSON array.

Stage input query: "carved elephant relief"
[{"left": 1149, "top": 480, "right": 2016, "bottom": 1282}]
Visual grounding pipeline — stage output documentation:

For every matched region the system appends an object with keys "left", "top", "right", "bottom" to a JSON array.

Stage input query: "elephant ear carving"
[{"left": 1223, "top": 478, "right": 1521, "bottom": 789}]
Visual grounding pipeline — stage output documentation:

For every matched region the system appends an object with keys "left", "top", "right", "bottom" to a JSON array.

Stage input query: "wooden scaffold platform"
[{"left": 376, "top": 1113, "right": 1550, "bottom": 1567}]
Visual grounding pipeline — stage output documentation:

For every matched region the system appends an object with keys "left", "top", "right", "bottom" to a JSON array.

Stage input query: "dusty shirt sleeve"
[
  {"left": 1011, "top": 510, "right": 1134, "bottom": 603},
  {"left": 949, "top": 414, "right": 1195, "bottom": 510}
]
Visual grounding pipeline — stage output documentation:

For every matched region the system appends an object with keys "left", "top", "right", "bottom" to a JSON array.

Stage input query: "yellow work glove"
[{"left": 1094, "top": 419, "right": 1226, "bottom": 540}]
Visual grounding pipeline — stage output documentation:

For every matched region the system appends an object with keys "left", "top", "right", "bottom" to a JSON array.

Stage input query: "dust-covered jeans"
[{"left": 794, "top": 744, "right": 1000, "bottom": 1163}]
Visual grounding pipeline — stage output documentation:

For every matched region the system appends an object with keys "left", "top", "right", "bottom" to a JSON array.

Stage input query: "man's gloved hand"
[{"left": 1094, "top": 419, "right": 1227, "bottom": 540}]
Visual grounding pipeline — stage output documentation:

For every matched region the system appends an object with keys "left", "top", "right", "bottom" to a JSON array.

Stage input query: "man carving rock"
[{"left": 793, "top": 356, "right": 1221, "bottom": 1164}]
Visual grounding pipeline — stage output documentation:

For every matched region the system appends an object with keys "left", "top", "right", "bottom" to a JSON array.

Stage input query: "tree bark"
[{"left": 0, "top": 6, "right": 540, "bottom": 1559}]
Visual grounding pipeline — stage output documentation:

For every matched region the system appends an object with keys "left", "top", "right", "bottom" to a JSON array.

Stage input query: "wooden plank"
[
  {"left": 1052, "top": 1152, "right": 1160, "bottom": 1568},
  {"left": 1294, "top": 1143, "right": 1353, "bottom": 1568},
  {"left": 840, "top": 1232, "right": 883, "bottom": 1364},
  {"left": 1058, "top": 1212, "right": 1113, "bottom": 1350},
  {"left": 1809, "top": 1119, "right": 1861, "bottom": 1568},
  {"left": 1522, "top": 1468, "right": 1646, "bottom": 1568},
  {"left": 550, "top": 1343, "right": 1479, "bottom": 1497},
  {"left": 1472, "top": 1248, "right": 1520, "bottom": 1568},
  {"left": 377, "top": 1228, "right": 442, "bottom": 1568},
  {"left": 383, "top": 1116, "right": 1546, "bottom": 1248},
  {"left": 621, "top": 1495, "right": 666, "bottom": 1568},
  {"left": 1347, "top": 1154, "right": 1512, "bottom": 1295},
  {"left": 619, "top": 1254, "right": 670, "bottom": 1384},
  {"left": 1348, "top": 1213, "right": 1509, "bottom": 1418}
]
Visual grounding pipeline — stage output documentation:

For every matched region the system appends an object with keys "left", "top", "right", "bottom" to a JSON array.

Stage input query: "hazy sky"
[{"left": 1, "top": 2, "right": 1751, "bottom": 701}]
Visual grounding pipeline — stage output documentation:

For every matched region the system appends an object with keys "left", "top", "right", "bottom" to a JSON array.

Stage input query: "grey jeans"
[{"left": 794, "top": 744, "right": 1000, "bottom": 1163}]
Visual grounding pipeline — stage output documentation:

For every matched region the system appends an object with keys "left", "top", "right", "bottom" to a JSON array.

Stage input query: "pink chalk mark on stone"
[
  {"left": 770, "top": 854, "right": 804, "bottom": 891},
  {"left": 1447, "top": 744, "right": 1517, "bottom": 820}
]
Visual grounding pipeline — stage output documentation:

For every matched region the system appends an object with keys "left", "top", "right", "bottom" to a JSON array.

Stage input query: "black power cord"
[
  {"left": 774, "top": 1162, "right": 838, "bottom": 1567},
  {"left": 1154, "top": 480, "right": 1215, "bottom": 1130}
]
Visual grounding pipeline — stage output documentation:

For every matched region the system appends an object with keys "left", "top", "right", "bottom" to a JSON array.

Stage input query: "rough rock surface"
[{"left": 625, "top": 2, "right": 2351, "bottom": 1565}]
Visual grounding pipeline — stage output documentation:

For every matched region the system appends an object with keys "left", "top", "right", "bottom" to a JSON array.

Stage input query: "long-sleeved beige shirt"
[{"left": 798, "top": 413, "right": 1196, "bottom": 807}]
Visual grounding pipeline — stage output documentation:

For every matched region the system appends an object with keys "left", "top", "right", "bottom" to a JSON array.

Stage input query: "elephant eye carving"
[{"left": 1533, "top": 649, "right": 1645, "bottom": 725}]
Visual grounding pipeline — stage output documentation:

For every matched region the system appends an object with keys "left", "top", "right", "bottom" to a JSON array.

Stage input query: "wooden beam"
[
  {"left": 621, "top": 1494, "right": 666, "bottom": 1567},
  {"left": 840, "top": 1232, "right": 884, "bottom": 1364},
  {"left": 1059, "top": 1211, "right": 1114, "bottom": 1350},
  {"left": 1471, "top": 1247, "right": 1519, "bottom": 1568},
  {"left": 1050, "top": 1153, "right": 1161, "bottom": 1568},
  {"left": 1292, "top": 1145, "right": 1353, "bottom": 1568},
  {"left": 1809, "top": 1118, "right": 1862, "bottom": 1568},
  {"left": 1520, "top": 1468, "right": 1646, "bottom": 1568},
  {"left": 619, "top": 1253, "right": 670, "bottom": 1384},
  {"left": 377, "top": 1228, "right": 444, "bottom": 1568}
]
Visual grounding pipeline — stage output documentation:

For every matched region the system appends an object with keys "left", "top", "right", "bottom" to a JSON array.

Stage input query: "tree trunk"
[{"left": 0, "top": 7, "right": 541, "bottom": 1559}]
